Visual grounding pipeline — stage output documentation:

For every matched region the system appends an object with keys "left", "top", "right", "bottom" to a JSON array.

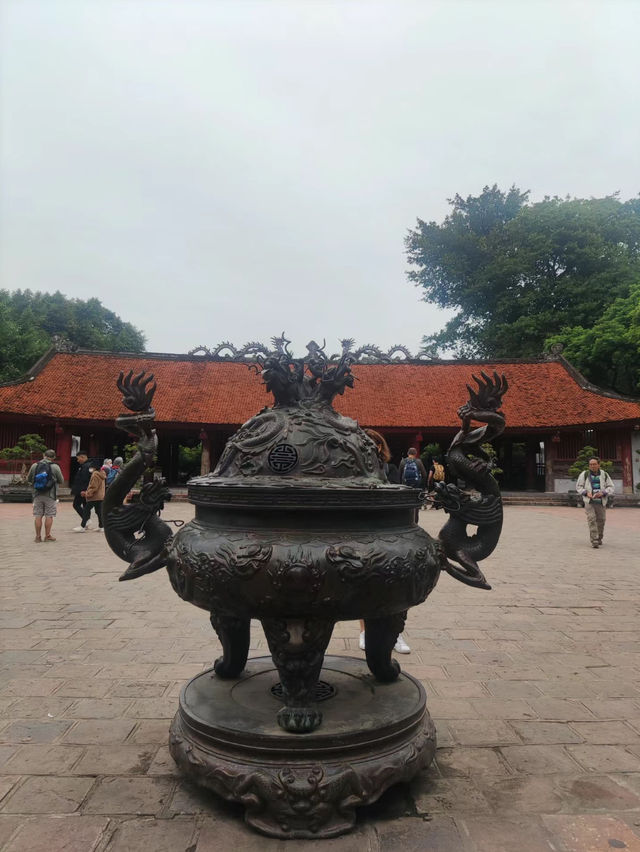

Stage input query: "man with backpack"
[
  {"left": 27, "top": 449, "right": 64, "bottom": 543},
  {"left": 575, "top": 456, "right": 615, "bottom": 548},
  {"left": 400, "top": 447, "right": 428, "bottom": 522},
  {"left": 105, "top": 457, "right": 122, "bottom": 488}
]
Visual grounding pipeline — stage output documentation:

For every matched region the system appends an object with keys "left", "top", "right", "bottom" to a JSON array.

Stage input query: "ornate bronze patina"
[{"left": 103, "top": 336, "right": 508, "bottom": 837}]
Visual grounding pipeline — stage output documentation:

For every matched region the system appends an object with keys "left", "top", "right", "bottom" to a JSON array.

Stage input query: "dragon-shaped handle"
[
  {"left": 103, "top": 371, "right": 173, "bottom": 581},
  {"left": 434, "top": 371, "right": 509, "bottom": 590}
]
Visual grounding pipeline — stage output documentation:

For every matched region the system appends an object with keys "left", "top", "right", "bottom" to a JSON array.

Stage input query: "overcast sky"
[{"left": 1, "top": 0, "right": 639, "bottom": 357}]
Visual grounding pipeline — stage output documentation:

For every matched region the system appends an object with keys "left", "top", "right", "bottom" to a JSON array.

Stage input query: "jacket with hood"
[{"left": 85, "top": 469, "right": 107, "bottom": 502}]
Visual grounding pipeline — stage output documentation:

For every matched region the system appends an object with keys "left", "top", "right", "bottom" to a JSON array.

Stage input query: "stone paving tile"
[
  {"left": 55, "top": 680, "right": 117, "bottom": 699},
  {"left": 434, "top": 746, "right": 512, "bottom": 779},
  {"left": 0, "top": 816, "right": 22, "bottom": 848},
  {"left": 124, "top": 697, "right": 183, "bottom": 719},
  {"left": 509, "top": 721, "right": 585, "bottom": 744},
  {"left": 475, "top": 775, "right": 565, "bottom": 814},
  {"left": 429, "top": 680, "right": 488, "bottom": 699},
  {"left": 571, "top": 720, "right": 640, "bottom": 744},
  {"left": 127, "top": 720, "right": 173, "bottom": 744},
  {"left": 0, "top": 744, "right": 20, "bottom": 767},
  {"left": 1, "top": 719, "right": 73, "bottom": 743},
  {"left": 456, "top": 815, "right": 557, "bottom": 851},
  {"left": 566, "top": 744, "right": 640, "bottom": 773},
  {"left": 62, "top": 720, "right": 137, "bottom": 744},
  {"left": 146, "top": 745, "right": 181, "bottom": 777},
  {"left": 374, "top": 816, "right": 464, "bottom": 851},
  {"left": 105, "top": 816, "right": 198, "bottom": 852},
  {"left": 66, "top": 698, "right": 135, "bottom": 719},
  {"left": 411, "top": 775, "right": 492, "bottom": 814},
  {"left": 4, "top": 696, "right": 74, "bottom": 718},
  {"left": 541, "top": 814, "right": 640, "bottom": 852},
  {"left": 557, "top": 774, "right": 640, "bottom": 812},
  {"left": 195, "top": 815, "right": 302, "bottom": 850},
  {"left": 3, "top": 815, "right": 110, "bottom": 852},
  {"left": 4, "top": 744, "right": 84, "bottom": 774},
  {"left": 499, "top": 745, "right": 583, "bottom": 775},
  {"left": 0, "top": 678, "right": 66, "bottom": 697},
  {"left": 72, "top": 745, "right": 157, "bottom": 776},
  {"left": 110, "top": 681, "right": 170, "bottom": 698},
  {"left": 447, "top": 719, "right": 522, "bottom": 746},
  {"left": 0, "top": 777, "right": 20, "bottom": 803},
  {"left": 82, "top": 776, "right": 175, "bottom": 815},
  {"left": 0, "top": 775, "right": 95, "bottom": 813}
]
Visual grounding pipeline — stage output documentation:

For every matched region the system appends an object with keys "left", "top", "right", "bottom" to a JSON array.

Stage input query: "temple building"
[{"left": 1, "top": 345, "right": 639, "bottom": 494}]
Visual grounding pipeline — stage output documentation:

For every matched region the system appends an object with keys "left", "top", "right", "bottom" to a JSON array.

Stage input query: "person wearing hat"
[{"left": 27, "top": 449, "right": 64, "bottom": 542}]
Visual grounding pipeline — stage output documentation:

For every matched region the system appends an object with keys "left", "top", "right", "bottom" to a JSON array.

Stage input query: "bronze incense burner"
[{"left": 103, "top": 336, "right": 508, "bottom": 837}]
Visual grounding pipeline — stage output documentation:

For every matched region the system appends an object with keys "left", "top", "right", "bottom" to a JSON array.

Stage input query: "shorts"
[{"left": 32, "top": 495, "right": 57, "bottom": 517}]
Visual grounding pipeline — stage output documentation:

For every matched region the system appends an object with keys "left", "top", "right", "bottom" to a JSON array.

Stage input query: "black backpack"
[
  {"left": 402, "top": 458, "right": 421, "bottom": 486},
  {"left": 33, "top": 461, "right": 54, "bottom": 492}
]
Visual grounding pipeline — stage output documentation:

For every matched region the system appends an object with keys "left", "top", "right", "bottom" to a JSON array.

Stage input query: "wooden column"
[
  {"left": 620, "top": 430, "right": 633, "bottom": 494},
  {"left": 200, "top": 430, "right": 211, "bottom": 476},
  {"left": 545, "top": 438, "right": 558, "bottom": 493},
  {"left": 526, "top": 439, "right": 538, "bottom": 490},
  {"left": 55, "top": 426, "right": 72, "bottom": 484}
]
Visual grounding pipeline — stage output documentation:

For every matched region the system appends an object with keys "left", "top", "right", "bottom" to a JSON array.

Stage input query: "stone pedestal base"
[{"left": 169, "top": 655, "right": 436, "bottom": 838}]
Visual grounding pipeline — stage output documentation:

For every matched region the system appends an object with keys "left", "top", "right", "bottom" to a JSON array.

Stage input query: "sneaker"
[
  {"left": 94, "top": 527, "right": 104, "bottom": 533},
  {"left": 394, "top": 634, "right": 411, "bottom": 654},
  {"left": 591, "top": 542, "right": 599, "bottom": 548},
  {"left": 358, "top": 631, "right": 366, "bottom": 651},
  {"left": 72, "top": 526, "right": 87, "bottom": 533},
  {"left": 598, "top": 537, "right": 603, "bottom": 545},
  {"left": 85, "top": 522, "right": 93, "bottom": 530}
]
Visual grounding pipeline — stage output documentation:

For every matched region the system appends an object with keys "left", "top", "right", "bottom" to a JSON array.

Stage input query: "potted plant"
[{"left": 0, "top": 434, "right": 47, "bottom": 502}]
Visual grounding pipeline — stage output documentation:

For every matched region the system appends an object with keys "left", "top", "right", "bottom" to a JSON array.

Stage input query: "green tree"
[
  {"left": 406, "top": 187, "right": 640, "bottom": 359},
  {"left": 0, "top": 433, "right": 48, "bottom": 460},
  {"left": 0, "top": 290, "right": 146, "bottom": 381},
  {"left": 568, "top": 446, "right": 613, "bottom": 480},
  {"left": 545, "top": 283, "right": 640, "bottom": 396}
]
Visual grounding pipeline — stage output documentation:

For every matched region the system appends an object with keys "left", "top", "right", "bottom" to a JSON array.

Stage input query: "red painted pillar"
[
  {"left": 620, "top": 431, "right": 633, "bottom": 494},
  {"left": 545, "top": 438, "right": 558, "bottom": 493},
  {"left": 414, "top": 432, "right": 423, "bottom": 454},
  {"left": 88, "top": 435, "right": 99, "bottom": 459},
  {"left": 55, "top": 426, "right": 72, "bottom": 483}
]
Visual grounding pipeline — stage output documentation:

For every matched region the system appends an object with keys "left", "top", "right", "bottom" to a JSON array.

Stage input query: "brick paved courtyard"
[{"left": 1, "top": 501, "right": 639, "bottom": 851}]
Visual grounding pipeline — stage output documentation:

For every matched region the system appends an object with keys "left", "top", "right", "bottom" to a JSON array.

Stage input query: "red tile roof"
[{"left": 0, "top": 351, "right": 638, "bottom": 430}]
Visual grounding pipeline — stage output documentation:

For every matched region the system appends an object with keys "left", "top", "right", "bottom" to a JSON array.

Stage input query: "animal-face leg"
[
  {"left": 210, "top": 613, "right": 250, "bottom": 678},
  {"left": 261, "top": 617, "right": 334, "bottom": 733},
  {"left": 364, "top": 612, "right": 406, "bottom": 682}
]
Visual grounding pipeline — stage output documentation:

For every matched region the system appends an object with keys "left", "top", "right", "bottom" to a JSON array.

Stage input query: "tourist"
[
  {"left": 575, "top": 457, "right": 615, "bottom": 548},
  {"left": 106, "top": 456, "right": 123, "bottom": 487},
  {"left": 400, "top": 447, "right": 428, "bottom": 522},
  {"left": 70, "top": 450, "right": 92, "bottom": 525},
  {"left": 73, "top": 462, "right": 107, "bottom": 532},
  {"left": 358, "top": 429, "right": 410, "bottom": 655},
  {"left": 27, "top": 449, "right": 64, "bottom": 543}
]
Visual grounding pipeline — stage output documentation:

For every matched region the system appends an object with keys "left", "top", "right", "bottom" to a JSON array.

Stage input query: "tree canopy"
[
  {"left": 405, "top": 187, "right": 640, "bottom": 388},
  {"left": 0, "top": 290, "right": 146, "bottom": 382},
  {"left": 546, "top": 283, "right": 640, "bottom": 396}
]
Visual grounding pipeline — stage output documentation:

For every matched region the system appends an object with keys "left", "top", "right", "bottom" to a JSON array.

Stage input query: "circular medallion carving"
[
  {"left": 268, "top": 443, "right": 298, "bottom": 473},
  {"left": 270, "top": 680, "right": 336, "bottom": 702}
]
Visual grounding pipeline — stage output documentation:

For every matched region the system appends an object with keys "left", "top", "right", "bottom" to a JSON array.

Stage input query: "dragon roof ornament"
[{"left": 187, "top": 335, "right": 433, "bottom": 364}]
